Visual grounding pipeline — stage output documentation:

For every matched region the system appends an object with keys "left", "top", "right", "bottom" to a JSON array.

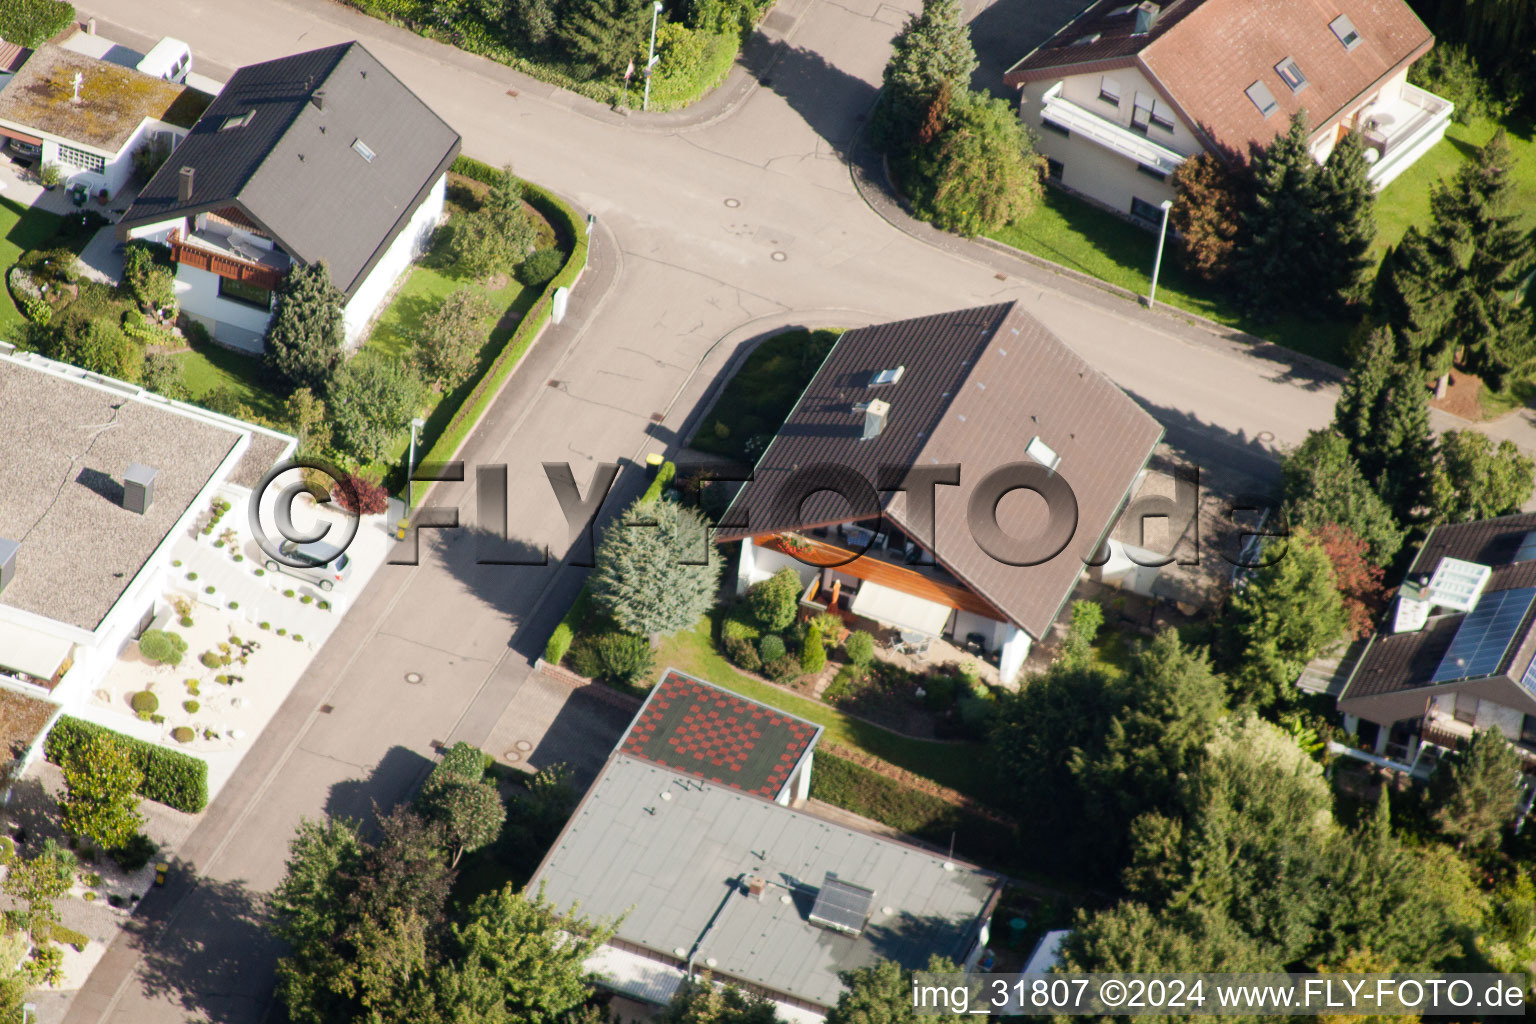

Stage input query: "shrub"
[
  {"left": 823, "top": 664, "right": 867, "bottom": 702},
  {"left": 45, "top": 717, "right": 209, "bottom": 813},
  {"left": 130, "top": 691, "right": 159, "bottom": 714},
  {"left": 330, "top": 472, "right": 390, "bottom": 516},
  {"left": 810, "top": 612, "right": 843, "bottom": 645},
  {"left": 183, "top": 701, "right": 200, "bottom": 714},
  {"left": 109, "top": 833, "right": 159, "bottom": 872},
  {"left": 569, "top": 632, "right": 654, "bottom": 685},
  {"left": 723, "top": 635, "right": 761, "bottom": 671},
  {"left": 0, "top": 0, "right": 75, "bottom": 47},
  {"left": 138, "top": 629, "right": 187, "bottom": 667},
  {"left": 228, "top": 601, "right": 239, "bottom": 610},
  {"left": 957, "top": 694, "right": 995, "bottom": 737},
  {"left": 283, "top": 589, "right": 295, "bottom": 598},
  {"left": 171, "top": 727, "right": 194, "bottom": 743},
  {"left": 259, "top": 622, "right": 270, "bottom": 631},
  {"left": 199, "top": 651, "right": 219, "bottom": 669},
  {"left": 0, "top": 836, "right": 14, "bottom": 865},
  {"left": 186, "top": 572, "right": 197, "bottom": 581},
  {"left": 300, "top": 595, "right": 313, "bottom": 605},
  {"left": 277, "top": 628, "right": 287, "bottom": 636},
  {"left": 763, "top": 654, "right": 801, "bottom": 683},
  {"left": 922, "top": 673, "right": 956, "bottom": 711},
  {"left": 49, "top": 923, "right": 88, "bottom": 953},
  {"left": 545, "top": 622, "right": 574, "bottom": 665},
  {"left": 748, "top": 568, "right": 802, "bottom": 632},
  {"left": 517, "top": 247, "right": 563, "bottom": 286},
  {"left": 721, "top": 610, "right": 760, "bottom": 644},
  {"left": 204, "top": 586, "right": 215, "bottom": 595},
  {"left": 293, "top": 634, "right": 304, "bottom": 642},
  {"left": 757, "top": 634, "right": 786, "bottom": 663},
  {"left": 844, "top": 629, "right": 876, "bottom": 667},
  {"left": 178, "top": 616, "right": 193, "bottom": 628},
  {"left": 1409, "top": 43, "right": 1498, "bottom": 124},
  {"left": 801, "top": 625, "right": 827, "bottom": 674}
]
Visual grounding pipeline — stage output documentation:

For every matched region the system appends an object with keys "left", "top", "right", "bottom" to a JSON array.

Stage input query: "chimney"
[
  {"left": 311, "top": 89, "right": 325, "bottom": 111},
  {"left": 123, "top": 463, "right": 158, "bottom": 515},
  {"left": 747, "top": 876, "right": 767, "bottom": 900},
  {"left": 855, "top": 399, "right": 890, "bottom": 440},
  {"left": 178, "top": 166, "right": 194, "bottom": 202},
  {"left": 0, "top": 538, "right": 16, "bottom": 596},
  {"left": 1133, "top": 1, "right": 1159, "bottom": 34}
]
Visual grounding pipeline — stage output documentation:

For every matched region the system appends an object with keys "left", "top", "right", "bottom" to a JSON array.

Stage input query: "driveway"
[{"left": 55, "top": 0, "right": 1536, "bottom": 1021}]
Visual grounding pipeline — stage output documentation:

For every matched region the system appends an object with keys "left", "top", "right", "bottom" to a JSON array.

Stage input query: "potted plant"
[
  {"left": 96, "top": 187, "right": 110, "bottom": 205},
  {"left": 39, "top": 163, "right": 62, "bottom": 190}
]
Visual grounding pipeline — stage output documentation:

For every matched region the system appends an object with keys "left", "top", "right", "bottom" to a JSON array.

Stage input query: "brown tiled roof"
[
  {"left": 619, "top": 670, "right": 820, "bottom": 799},
  {"left": 1007, "top": 0, "right": 1434, "bottom": 155},
  {"left": 0, "top": 43, "right": 31, "bottom": 75},
  {"left": 717, "top": 303, "right": 1164, "bottom": 639},
  {"left": 1408, "top": 513, "right": 1536, "bottom": 577}
]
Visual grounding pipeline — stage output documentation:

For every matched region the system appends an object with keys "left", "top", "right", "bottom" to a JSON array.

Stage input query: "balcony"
[
  {"left": 1038, "top": 81, "right": 1188, "bottom": 177},
  {"left": 168, "top": 227, "right": 289, "bottom": 291},
  {"left": 1352, "top": 82, "right": 1454, "bottom": 187}
]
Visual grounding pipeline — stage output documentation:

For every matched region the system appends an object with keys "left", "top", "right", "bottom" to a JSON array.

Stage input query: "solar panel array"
[
  {"left": 1515, "top": 532, "right": 1536, "bottom": 564},
  {"left": 1519, "top": 652, "right": 1536, "bottom": 695},
  {"left": 1431, "top": 586, "right": 1536, "bottom": 684},
  {"left": 808, "top": 872, "right": 876, "bottom": 937}
]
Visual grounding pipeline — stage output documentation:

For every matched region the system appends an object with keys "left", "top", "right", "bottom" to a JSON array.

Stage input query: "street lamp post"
[
  {"left": 1148, "top": 198, "right": 1173, "bottom": 308},
  {"left": 406, "top": 417, "right": 425, "bottom": 509},
  {"left": 642, "top": 1, "right": 663, "bottom": 111}
]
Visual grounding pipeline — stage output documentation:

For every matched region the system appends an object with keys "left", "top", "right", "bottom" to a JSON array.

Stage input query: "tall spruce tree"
[
  {"left": 264, "top": 261, "right": 345, "bottom": 392},
  {"left": 1235, "top": 114, "right": 1323, "bottom": 315},
  {"left": 875, "top": 0, "right": 977, "bottom": 146},
  {"left": 1315, "top": 131, "right": 1377, "bottom": 308},
  {"left": 1371, "top": 227, "right": 1456, "bottom": 384},
  {"left": 1333, "top": 328, "right": 1433, "bottom": 522},
  {"left": 1281, "top": 430, "right": 1404, "bottom": 566},
  {"left": 559, "top": 0, "right": 649, "bottom": 75},
  {"left": 1432, "top": 727, "right": 1523, "bottom": 850}
]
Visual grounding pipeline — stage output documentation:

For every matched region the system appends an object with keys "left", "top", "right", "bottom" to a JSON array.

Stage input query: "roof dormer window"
[
  {"left": 1245, "top": 80, "right": 1278, "bottom": 117},
  {"left": 352, "top": 138, "right": 376, "bottom": 162},
  {"left": 1329, "top": 13, "right": 1361, "bottom": 49},
  {"left": 1275, "top": 57, "right": 1307, "bottom": 93}
]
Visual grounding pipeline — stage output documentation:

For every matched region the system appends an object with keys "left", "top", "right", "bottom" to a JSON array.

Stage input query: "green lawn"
[
  {"left": 0, "top": 198, "right": 64, "bottom": 339},
  {"left": 1372, "top": 111, "right": 1536, "bottom": 261},
  {"left": 652, "top": 616, "right": 988, "bottom": 797},
  {"left": 173, "top": 343, "right": 286, "bottom": 422},
  {"left": 690, "top": 328, "right": 841, "bottom": 461},
  {"left": 988, "top": 189, "right": 1353, "bottom": 365}
]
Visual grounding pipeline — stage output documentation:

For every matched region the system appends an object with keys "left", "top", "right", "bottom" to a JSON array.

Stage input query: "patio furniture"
[
  {"left": 68, "top": 184, "right": 88, "bottom": 207},
  {"left": 965, "top": 632, "right": 987, "bottom": 656}
]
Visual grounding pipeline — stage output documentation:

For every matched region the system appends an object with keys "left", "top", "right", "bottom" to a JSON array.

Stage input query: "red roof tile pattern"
[
  {"left": 1007, "top": 0, "right": 1434, "bottom": 155},
  {"left": 621, "top": 671, "right": 819, "bottom": 799}
]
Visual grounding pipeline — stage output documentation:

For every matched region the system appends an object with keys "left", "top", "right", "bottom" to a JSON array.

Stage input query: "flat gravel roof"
[{"left": 0, "top": 360, "right": 243, "bottom": 630}]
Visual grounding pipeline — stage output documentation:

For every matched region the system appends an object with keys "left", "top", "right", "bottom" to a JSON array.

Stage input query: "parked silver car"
[{"left": 265, "top": 539, "right": 352, "bottom": 591}]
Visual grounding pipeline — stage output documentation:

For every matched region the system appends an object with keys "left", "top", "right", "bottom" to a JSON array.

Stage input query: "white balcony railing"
[{"left": 1039, "top": 81, "right": 1189, "bottom": 176}]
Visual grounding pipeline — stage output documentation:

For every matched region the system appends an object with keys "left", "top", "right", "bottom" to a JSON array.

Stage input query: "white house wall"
[
  {"left": 37, "top": 118, "right": 185, "bottom": 199},
  {"left": 1021, "top": 69, "right": 1196, "bottom": 217},
  {"left": 342, "top": 172, "right": 447, "bottom": 344},
  {"left": 175, "top": 263, "right": 271, "bottom": 353}
]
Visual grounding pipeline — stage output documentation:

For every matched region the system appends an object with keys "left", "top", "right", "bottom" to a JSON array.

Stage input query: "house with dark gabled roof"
[
  {"left": 529, "top": 669, "right": 1002, "bottom": 1022},
  {"left": 713, "top": 302, "right": 1164, "bottom": 685},
  {"left": 1337, "top": 513, "right": 1536, "bottom": 774},
  {"left": 1002, "top": 0, "right": 1452, "bottom": 225},
  {"left": 117, "top": 41, "right": 460, "bottom": 352}
]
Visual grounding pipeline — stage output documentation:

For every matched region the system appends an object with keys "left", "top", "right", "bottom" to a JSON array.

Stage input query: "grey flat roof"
[
  {"left": 0, "top": 358, "right": 245, "bottom": 630},
  {"left": 533, "top": 755, "right": 998, "bottom": 1008}
]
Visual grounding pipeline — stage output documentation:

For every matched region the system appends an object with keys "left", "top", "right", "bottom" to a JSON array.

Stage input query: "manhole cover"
[
  {"left": 504, "top": 750, "right": 522, "bottom": 763},
  {"left": 724, "top": 197, "right": 740, "bottom": 208},
  {"left": 771, "top": 251, "right": 787, "bottom": 262},
  {"left": 515, "top": 740, "right": 533, "bottom": 752},
  {"left": 404, "top": 672, "right": 423, "bottom": 684},
  {"left": 1257, "top": 430, "right": 1275, "bottom": 443}
]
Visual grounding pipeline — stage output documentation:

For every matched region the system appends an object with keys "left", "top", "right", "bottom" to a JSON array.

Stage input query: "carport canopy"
[
  {"left": 0, "top": 126, "right": 43, "bottom": 146},
  {"left": 0, "top": 621, "right": 72, "bottom": 680},
  {"left": 849, "top": 581, "right": 951, "bottom": 637}
]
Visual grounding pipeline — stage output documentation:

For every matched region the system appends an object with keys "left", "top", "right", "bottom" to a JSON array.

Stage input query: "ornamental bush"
[
  {"left": 801, "top": 625, "right": 827, "bottom": 674},
  {"left": 171, "top": 727, "right": 194, "bottom": 743},
  {"left": 757, "top": 634, "right": 786, "bottom": 663},
  {"left": 0, "top": 0, "right": 75, "bottom": 47},
  {"left": 516, "top": 247, "right": 564, "bottom": 287},
  {"left": 844, "top": 630, "right": 876, "bottom": 667},
  {"left": 544, "top": 622, "right": 574, "bottom": 665},
  {"left": 183, "top": 701, "right": 200, "bottom": 714},
  {"left": 748, "top": 568, "right": 802, "bottom": 632},
  {"left": 138, "top": 630, "right": 187, "bottom": 667},
  {"left": 329, "top": 472, "right": 389, "bottom": 516},
  {"left": 130, "top": 692, "right": 159, "bottom": 715},
  {"left": 44, "top": 717, "right": 209, "bottom": 813}
]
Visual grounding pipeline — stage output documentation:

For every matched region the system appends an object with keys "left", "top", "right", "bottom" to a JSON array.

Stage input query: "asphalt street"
[{"left": 56, "top": 0, "right": 1536, "bottom": 1021}]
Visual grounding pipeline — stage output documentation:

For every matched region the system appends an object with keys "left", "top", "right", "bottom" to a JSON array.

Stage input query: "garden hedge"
[
  {"left": 415, "top": 163, "right": 589, "bottom": 505},
  {"left": 0, "top": 0, "right": 74, "bottom": 47},
  {"left": 808, "top": 750, "right": 1017, "bottom": 871},
  {"left": 44, "top": 716, "right": 209, "bottom": 813}
]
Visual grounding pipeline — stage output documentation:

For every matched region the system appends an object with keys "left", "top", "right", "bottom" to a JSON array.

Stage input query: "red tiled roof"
[
  {"left": 1007, "top": 0, "right": 1434, "bottom": 155},
  {"left": 619, "top": 670, "right": 820, "bottom": 799}
]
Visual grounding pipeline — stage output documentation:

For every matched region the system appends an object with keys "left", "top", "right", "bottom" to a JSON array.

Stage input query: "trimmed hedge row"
[
  {"left": 808, "top": 750, "right": 1017, "bottom": 871},
  {"left": 0, "top": 0, "right": 74, "bottom": 47},
  {"left": 414, "top": 162, "right": 589, "bottom": 505},
  {"left": 44, "top": 715, "right": 209, "bottom": 814}
]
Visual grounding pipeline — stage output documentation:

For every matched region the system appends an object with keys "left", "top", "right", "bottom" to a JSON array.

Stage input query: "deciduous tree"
[
  {"left": 656, "top": 977, "right": 781, "bottom": 1024},
  {"left": 1280, "top": 430, "right": 1404, "bottom": 566},
  {"left": 907, "top": 89, "right": 1043, "bottom": 237},
  {"left": 330, "top": 356, "right": 425, "bottom": 464},
  {"left": 590, "top": 497, "right": 722, "bottom": 637},
  {"left": 1169, "top": 152, "right": 1245, "bottom": 282},
  {"left": 59, "top": 733, "right": 145, "bottom": 851},
  {"left": 1312, "top": 523, "right": 1386, "bottom": 639},
  {"left": 826, "top": 956, "right": 964, "bottom": 1024},
  {"left": 1432, "top": 727, "right": 1523, "bottom": 850},
  {"left": 2, "top": 840, "right": 76, "bottom": 941},
  {"left": 1427, "top": 430, "right": 1536, "bottom": 524},
  {"left": 416, "top": 287, "right": 492, "bottom": 390},
  {"left": 417, "top": 777, "right": 506, "bottom": 867}
]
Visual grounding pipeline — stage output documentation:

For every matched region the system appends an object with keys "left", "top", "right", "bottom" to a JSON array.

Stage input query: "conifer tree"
[
  {"left": 559, "top": 0, "right": 649, "bottom": 75},
  {"left": 264, "top": 262, "right": 345, "bottom": 392},
  {"left": 875, "top": 0, "right": 977, "bottom": 146},
  {"left": 1371, "top": 227, "right": 1456, "bottom": 384},
  {"left": 1315, "top": 131, "right": 1377, "bottom": 308},
  {"left": 1235, "top": 114, "right": 1322, "bottom": 315}
]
